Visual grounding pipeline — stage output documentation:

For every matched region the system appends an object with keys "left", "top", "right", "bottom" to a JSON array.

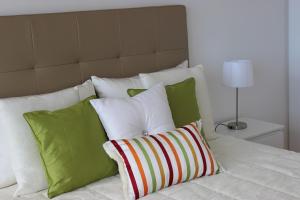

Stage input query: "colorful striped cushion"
[{"left": 103, "top": 122, "right": 220, "bottom": 200}]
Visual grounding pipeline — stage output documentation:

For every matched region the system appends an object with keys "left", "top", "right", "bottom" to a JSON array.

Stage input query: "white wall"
[
  {"left": 0, "top": 0, "right": 289, "bottom": 145},
  {"left": 289, "top": 0, "right": 300, "bottom": 152}
]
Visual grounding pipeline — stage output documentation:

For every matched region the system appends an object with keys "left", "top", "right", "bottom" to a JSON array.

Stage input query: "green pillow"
[
  {"left": 128, "top": 77, "right": 200, "bottom": 128},
  {"left": 23, "top": 96, "right": 117, "bottom": 198}
]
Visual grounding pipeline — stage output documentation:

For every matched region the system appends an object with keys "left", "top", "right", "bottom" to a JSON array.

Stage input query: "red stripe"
[
  {"left": 111, "top": 140, "right": 139, "bottom": 199},
  {"left": 149, "top": 135, "right": 174, "bottom": 186},
  {"left": 182, "top": 127, "right": 207, "bottom": 177},
  {"left": 190, "top": 123, "right": 215, "bottom": 176}
]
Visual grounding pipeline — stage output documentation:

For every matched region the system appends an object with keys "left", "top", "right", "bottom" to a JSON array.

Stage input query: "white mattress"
[{"left": 2, "top": 135, "right": 300, "bottom": 200}]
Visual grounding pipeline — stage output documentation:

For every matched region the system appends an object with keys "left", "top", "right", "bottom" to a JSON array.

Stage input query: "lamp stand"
[{"left": 227, "top": 88, "right": 247, "bottom": 130}]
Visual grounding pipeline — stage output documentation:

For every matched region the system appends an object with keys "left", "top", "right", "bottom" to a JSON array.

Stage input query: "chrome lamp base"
[
  {"left": 227, "top": 88, "right": 248, "bottom": 130},
  {"left": 227, "top": 121, "right": 247, "bottom": 130}
]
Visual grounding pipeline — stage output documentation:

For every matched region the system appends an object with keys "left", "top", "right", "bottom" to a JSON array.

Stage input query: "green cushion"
[
  {"left": 23, "top": 96, "right": 118, "bottom": 198},
  {"left": 127, "top": 77, "right": 200, "bottom": 128}
]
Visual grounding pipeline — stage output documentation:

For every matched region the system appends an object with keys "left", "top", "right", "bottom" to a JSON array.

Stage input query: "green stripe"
[
  {"left": 216, "top": 161, "right": 221, "bottom": 174},
  {"left": 167, "top": 132, "right": 191, "bottom": 181},
  {"left": 133, "top": 138, "right": 157, "bottom": 192}
]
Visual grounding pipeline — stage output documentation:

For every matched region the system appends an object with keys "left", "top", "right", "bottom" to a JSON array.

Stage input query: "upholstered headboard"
[{"left": 0, "top": 5, "right": 188, "bottom": 98}]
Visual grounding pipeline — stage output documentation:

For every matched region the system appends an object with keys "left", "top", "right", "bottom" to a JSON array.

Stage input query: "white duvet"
[{"left": 1, "top": 135, "right": 300, "bottom": 200}]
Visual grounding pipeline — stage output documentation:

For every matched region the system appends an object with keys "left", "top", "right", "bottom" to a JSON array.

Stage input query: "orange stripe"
[
  {"left": 158, "top": 134, "right": 183, "bottom": 184},
  {"left": 190, "top": 123, "right": 215, "bottom": 175},
  {"left": 176, "top": 129, "right": 200, "bottom": 179},
  {"left": 123, "top": 139, "right": 148, "bottom": 195},
  {"left": 142, "top": 137, "right": 166, "bottom": 189}
]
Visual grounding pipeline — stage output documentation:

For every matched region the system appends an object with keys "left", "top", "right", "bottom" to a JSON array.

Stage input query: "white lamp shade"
[{"left": 223, "top": 60, "right": 254, "bottom": 88}]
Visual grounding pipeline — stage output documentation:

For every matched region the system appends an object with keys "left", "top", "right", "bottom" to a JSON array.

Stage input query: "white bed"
[{"left": 2, "top": 135, "right": 299, "bottom": 200}]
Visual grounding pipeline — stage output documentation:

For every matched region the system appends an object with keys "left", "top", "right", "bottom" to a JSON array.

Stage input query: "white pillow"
[
  {"left": 174, "top": 59, "right": 188, "bottom": 69},
  {"left": 0, "top": 140, "right": 15, "bottom": 188},
  {"left": 91, "top": 60, "right": 188, "bottom": 98},
  {"left": 91, "top": 76, "right": 142, "bottom": 98},
  {"left": 90, "top": 84, "right": 175, "bottom": 140},
  {"left": 0, "top": 80, "right": 95, "bottom": 196},
  {"left": 139, "top": 65, "right": 217, "bottom": 140}
]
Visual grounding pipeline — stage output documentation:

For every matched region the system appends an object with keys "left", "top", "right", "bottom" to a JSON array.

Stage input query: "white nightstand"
[{"left": 215, "top": 118, "right": 285, "bottom": 149}]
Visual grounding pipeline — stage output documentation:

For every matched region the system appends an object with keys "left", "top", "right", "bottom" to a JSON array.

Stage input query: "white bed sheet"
[{"left": 2, "top": 135, "right": 300, "bottom": 200}]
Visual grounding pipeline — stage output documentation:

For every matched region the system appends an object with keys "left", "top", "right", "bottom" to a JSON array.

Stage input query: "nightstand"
[{"left": 215, "top": 118, "right": 285, "bottom": 149}]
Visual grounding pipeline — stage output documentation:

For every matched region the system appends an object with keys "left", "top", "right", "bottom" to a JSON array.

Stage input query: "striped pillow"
[{"left": 103, "top": 122, "right": 220, "bottom": 200}]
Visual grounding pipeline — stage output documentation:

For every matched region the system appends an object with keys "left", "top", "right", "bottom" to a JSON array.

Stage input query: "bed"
[
  {"left": 1, "top": 135, "right": 300, "bottom": 200},
  {"left": 0, "top": 5, "right": 299, "bottom": 200}
]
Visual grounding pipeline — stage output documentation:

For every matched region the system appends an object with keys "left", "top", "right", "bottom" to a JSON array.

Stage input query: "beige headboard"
[{"left": 0, "top": 5, "right": 188, "bottom": 98}]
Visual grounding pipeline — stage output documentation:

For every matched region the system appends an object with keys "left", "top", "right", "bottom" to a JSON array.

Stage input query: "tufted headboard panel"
[{"left": 0, "top": 5, "right": 188, "bottom": 98}]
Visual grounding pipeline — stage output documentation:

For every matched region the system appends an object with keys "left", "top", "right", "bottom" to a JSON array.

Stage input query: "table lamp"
[{"left": 223, "top": 60, "right": 254, "bottom": 130}]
